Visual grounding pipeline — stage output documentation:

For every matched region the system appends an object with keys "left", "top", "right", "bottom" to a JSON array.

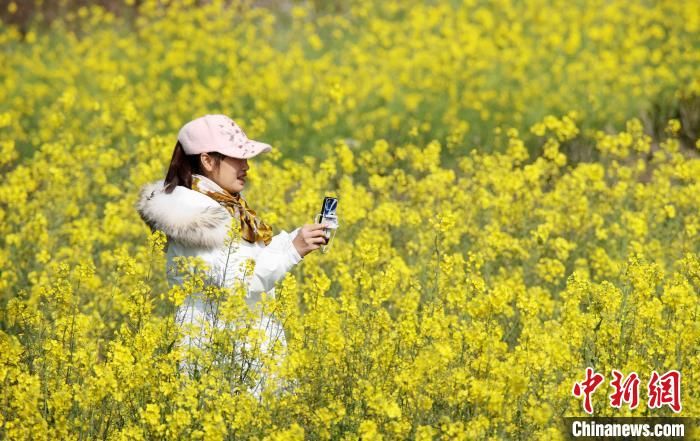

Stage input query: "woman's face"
[{"left": 201, "top": 153, "right": 249, "bottom": 194}]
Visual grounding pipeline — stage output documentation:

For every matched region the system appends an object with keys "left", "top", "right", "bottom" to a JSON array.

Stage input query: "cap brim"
[{"left": 219, "top": 140, "right": 272, "bottom": 159}]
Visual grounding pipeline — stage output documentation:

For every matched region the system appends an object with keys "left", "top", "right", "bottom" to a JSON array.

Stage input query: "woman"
[{"left": 135, "top": 114, "right": 328, "bottom": 399}]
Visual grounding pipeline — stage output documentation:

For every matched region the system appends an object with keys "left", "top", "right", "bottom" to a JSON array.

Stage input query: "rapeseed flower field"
[{"left": 1, "top": 0, "right": 699, "bottom": 439}]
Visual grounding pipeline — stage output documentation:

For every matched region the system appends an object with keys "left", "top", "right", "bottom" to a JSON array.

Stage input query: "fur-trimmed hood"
[{"left": 135, "top": 179, "right": 232, "bottom": 249}]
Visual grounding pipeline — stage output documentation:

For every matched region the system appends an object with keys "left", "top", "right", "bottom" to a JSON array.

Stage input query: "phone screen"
[{"left": 321, "top": 196, "right": 338, "bottom": 217}]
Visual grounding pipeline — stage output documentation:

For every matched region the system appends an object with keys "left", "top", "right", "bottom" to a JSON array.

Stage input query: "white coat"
[{"left": 135, "top": 179, "right": 302, "bottom": 395}]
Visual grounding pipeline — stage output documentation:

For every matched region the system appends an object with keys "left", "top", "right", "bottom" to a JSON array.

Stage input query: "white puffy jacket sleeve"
[{"left": 246, "top": 226, "right": 303, "bottom": 296}]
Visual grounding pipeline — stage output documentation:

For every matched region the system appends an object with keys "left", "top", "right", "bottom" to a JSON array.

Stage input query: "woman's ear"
[{"left": 200, "top": 153, "right": 213, "bottom": 173}]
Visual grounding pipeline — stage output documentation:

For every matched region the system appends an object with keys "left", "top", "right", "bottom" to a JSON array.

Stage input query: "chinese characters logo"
[{"left": 572, "top": 368, "right": 681, "bottom": 414}]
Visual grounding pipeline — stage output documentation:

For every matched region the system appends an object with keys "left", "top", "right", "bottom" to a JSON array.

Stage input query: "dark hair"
[{"left": 163, "top": 141, "right": 225, "bottom": 194}]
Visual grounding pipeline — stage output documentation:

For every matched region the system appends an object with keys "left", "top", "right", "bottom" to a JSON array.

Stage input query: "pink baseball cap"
[{"left": 177, "top": 114, "right": 272, "bottom": 159}]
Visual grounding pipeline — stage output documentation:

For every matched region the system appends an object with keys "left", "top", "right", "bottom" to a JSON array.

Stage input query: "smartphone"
[{"left": 315, "top": 196, "right": 339, "bottom": 252}]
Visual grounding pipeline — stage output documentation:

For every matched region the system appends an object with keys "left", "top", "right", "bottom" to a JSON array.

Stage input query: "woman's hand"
[{"left": 292, "top": 223, "right": 330, "bottom": 258}]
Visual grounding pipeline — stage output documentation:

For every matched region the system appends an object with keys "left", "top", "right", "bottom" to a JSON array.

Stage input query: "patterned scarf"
[{"left": 191, "top": 173, "right": 273, "bottom": 246}]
